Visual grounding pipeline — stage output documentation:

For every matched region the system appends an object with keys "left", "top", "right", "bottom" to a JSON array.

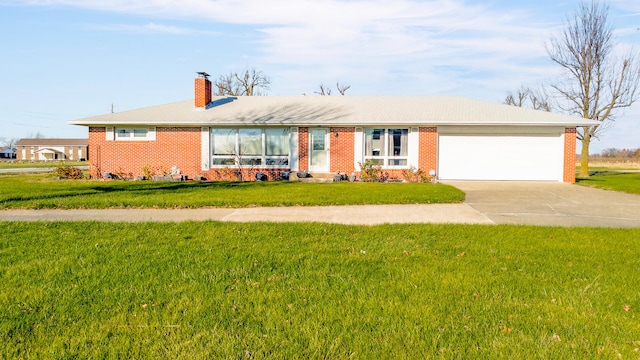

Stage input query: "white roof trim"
[{"left": 35, "top": 148, "right": 63, "bottom": 154}]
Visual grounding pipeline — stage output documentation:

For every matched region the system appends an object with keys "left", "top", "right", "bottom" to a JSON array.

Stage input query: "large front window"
[
  {"left": 364, "top": 128, "right": 408, "bottom": 167},
  {"left": 211, "top": 128, "right": 290, "bottom": 167}
]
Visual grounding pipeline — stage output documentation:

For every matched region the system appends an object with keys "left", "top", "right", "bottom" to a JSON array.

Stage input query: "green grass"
[
  {"left": 576, "top": 171, "right": 640, "bottom": 195},
  {"left": 0, "top": 160, "right": 87, "bottom": 169},
  {"left": 0, "top": 173, "right": 464, "bottom": 209},
  {"left": 1, "top": 222, "right": 639, "bottom": 358}
]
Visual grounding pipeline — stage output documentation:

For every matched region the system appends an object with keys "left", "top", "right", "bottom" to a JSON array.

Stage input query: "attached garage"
[{"left": 437, "top": 126, "right": 565, "bottom": 181}]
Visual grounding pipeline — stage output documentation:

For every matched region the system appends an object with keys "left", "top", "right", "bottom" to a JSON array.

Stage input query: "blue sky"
[{"left": 0, "top": 0, "right": 638, "bottom": 153}]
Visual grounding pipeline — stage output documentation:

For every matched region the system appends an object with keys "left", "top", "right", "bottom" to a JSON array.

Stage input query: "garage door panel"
[{"left": 438, "top": 134, "right": 563, "bottom": 181}]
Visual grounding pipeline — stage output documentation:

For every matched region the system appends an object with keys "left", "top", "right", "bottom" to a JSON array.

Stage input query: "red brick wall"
[
  {"left": 418, "top": 127, "right": 438, "bottom": 174},
  {"left": 89, "top": 127, "right": 203, "bottom": 179},
  {"left": 329, "top": 127, "right": 355, "bottom": 173},
  {"left": 194, "top": 77, "right": 211, "bottom": 108},
  {"left": 298, "top": 127, "right": 309, "bottom": 171},
  {"left": 563, "top": 128, "right": 577, "bottom": 183}
]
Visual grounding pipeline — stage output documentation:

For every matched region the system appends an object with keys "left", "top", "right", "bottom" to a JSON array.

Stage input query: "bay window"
[{"left": 211, "top": 128, "right": 290, "bottom": 167}]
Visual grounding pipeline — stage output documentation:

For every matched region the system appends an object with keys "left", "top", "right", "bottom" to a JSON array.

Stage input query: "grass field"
[
  {"left": 1, "top": 222, "right": 639, "bottom": 359},
  {"left": 582, "top": 158, "right": 640, "bottom": 171},
  {"left": 576, "top": 171, "right": 640, "bottom": 195},
  {"left": 0, "top": 173, "right": 464, "bottom": 209}
]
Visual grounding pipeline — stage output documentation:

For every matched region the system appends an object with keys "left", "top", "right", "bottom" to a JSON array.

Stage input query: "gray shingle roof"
[{"left": 69, "top": 96, "right": 598, "bottom": 127}]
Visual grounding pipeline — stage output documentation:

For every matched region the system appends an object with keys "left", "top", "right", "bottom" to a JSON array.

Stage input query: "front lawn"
[
  {"left": 576, "top": 171, "right": 640, "bottom": 195},
  {"left": 1, "top": 222, "right": 639, "bottom": 358},
  {"left": 0, "top": 173, "right": 464, "bottom": 209},
  {"left": 0, "top": 160, "right": 87, "bottom": 169}
]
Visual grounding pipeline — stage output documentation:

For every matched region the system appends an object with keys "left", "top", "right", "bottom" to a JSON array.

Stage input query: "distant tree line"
[{"left": 592, "top": 148, "right": 640, "bottom": 158}]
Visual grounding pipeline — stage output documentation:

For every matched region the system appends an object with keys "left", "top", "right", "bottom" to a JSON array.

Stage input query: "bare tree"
[
  {"left": 0, "top": 137, "right": 18, "bottom": 148},
  {"left": 505, "top": 86, "right": 552, "bottom": 111},
  {"left": 336, "top": 82, "right": 351, "bottom": 95},
  {"left": 315, "top": 84, "right": 332, "bottom": 96},
  {"left": 27, "top": 132, "right": 45, "bottom": 139},
  {"left": 214, "top": 68, "right": 271, "bottom": 96},
  {"left": 315, "top": 82, "right": 351, "bottom": 96},
  {"left": 546, "top": 1, "right": 640, "bottom": 177}
]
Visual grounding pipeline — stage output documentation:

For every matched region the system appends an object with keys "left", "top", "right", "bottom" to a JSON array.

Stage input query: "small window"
[{"left": 115, "top": 127, "right": 153, "bottom": 141}]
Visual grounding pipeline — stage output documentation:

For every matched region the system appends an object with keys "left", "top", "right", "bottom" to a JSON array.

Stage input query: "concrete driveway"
[{"left": 446, "top": 181, "right": 640, "bottom": 228}]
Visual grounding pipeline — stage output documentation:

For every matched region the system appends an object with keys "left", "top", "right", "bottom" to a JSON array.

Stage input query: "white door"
[
  {"left": 438, "top": 134, "right": 564, "bottom": 181},
  {"left": 309, "top": 128, "right": 330, "bottom": 172}
]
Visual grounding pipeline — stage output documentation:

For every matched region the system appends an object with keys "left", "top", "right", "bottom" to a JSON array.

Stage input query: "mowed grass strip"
[
  {"left": 576, "top": 171, "right": 640, "bottom": 195},
  {"left": 1, "top": 222, "right": 639, "bottom": 358},
  {"left": 0, "top": 161, "right": 88, "bottom": 169},
  {"left": 0, "top": 173, "right": 464, "bottom": 209}
]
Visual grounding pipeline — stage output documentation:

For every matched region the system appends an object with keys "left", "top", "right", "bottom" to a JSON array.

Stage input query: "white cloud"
[
  {"left": 90, "top": 22, "right": 218, "bottom": 35},
  {"left": 2, "top": 0, "right": 574, "bottom": 98}
]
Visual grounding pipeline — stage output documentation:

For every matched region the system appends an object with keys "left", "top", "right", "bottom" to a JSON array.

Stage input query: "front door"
[{"left": 309, "top": 128, "right": 329, "bottom": 172}]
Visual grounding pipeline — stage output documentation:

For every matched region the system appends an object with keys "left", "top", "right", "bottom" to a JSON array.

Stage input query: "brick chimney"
[{"left": 195, "top": 72, "right": 212, "bottom": 108}]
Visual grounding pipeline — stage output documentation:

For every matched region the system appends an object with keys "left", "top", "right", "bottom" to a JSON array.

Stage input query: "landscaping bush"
[
  {"left": 359, "top": 159, "right": 387, "bottom": 182},
  {"left": 54, "top": 164, "right": 83, "bottom": 179},
  {"left": 401, "top": 166, "right": 431, "bottom": 183}
]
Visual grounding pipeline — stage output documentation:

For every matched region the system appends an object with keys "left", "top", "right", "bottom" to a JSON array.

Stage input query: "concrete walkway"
[
  {"left": 0, "top": 204, "right": 492, "bottom": 225},
  {"left": 0, "top": 182, "right": 638, "bottom": 227}
]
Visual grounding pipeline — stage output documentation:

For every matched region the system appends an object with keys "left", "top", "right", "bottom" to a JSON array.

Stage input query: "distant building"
[
  {"left": 16, "top": 138, "right": 88, "bottom": 161},
  {"left": 0, "top": 146, "right": 16, "bottom": 159}
]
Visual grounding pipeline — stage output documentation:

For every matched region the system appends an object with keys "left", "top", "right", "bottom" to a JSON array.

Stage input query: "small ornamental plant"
[
  {"left": 142, "top": 164, "right": 169, "bottom": 180},
  {"left": 402, "top": 166, "right": 431, "bottom": 183},
  {"left": 359, "top": 159, "right": 385, "bottom": 182}
]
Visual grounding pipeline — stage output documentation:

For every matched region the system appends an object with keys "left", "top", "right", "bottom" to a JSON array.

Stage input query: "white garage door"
[{"left": 438, "top": 133, "right": 564, "bottom": 181}]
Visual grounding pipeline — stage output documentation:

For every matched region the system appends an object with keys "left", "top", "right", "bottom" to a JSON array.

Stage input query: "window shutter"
[
  {"left": 106, "top": 127, "right": 114, "bottom": 141},
  {"left": 147, "top": 127, "right": 156, "bottom": 141},
  {"left": 201, "top": 127, "right": 210, "bottom": 170},
  {"left": 408, "top": 127, "right": 419, "bottom": 168},
  {"left": 354, "top": 127, "right": 363, "bottom": 171},
  {"left": 290, "top": 127, "right": 299, "bottom": 171}
]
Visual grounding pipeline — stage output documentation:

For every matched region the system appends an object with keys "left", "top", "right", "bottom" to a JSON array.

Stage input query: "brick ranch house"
[{"left": 69, "top": 73, "right": 597, "bottom": 182}]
